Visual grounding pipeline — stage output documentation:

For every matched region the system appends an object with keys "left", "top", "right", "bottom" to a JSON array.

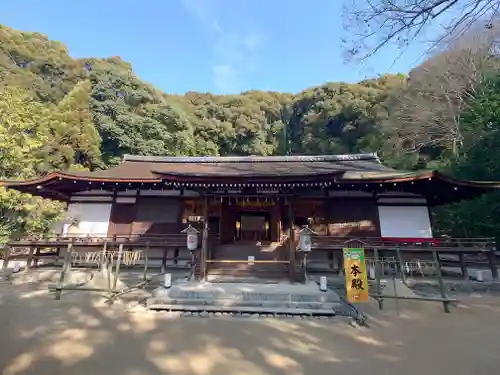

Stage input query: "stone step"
[
  {"left": 206, "top": 275, "right": 285, "bottom": 284},
  {"left": 145, "top": 281, "right": 352, "bottom": 317},
  {"left": 162, "top": 294, "right": 341, "bottom": 303},
  {"left": 147, "top": 296, "right": 342, "bottom": 310},
  {"left": 146, "top": 303, "right": 337, "bottom": 316},
  {"left": 154, "top": 284, "right": 342, "bottom": 303}
]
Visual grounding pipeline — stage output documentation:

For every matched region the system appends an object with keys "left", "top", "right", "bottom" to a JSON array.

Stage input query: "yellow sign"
[{"left": 343, "top": 248, "right": 369, "bottom": 303}]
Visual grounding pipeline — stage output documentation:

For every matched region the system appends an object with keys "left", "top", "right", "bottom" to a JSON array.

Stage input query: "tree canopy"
[{"left": 1, "top": 23, "right": 500, "bottom": 241}]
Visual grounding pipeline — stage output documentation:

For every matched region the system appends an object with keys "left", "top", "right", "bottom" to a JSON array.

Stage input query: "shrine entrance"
[
  {"left": 218, "top": 197, "right": 282, "bottom": 245},
  {"left": 236, "top": 212, "right": 270, "bottom": 242}
]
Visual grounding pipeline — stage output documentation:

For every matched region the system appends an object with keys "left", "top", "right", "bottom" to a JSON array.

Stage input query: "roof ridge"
[{"left": 122, "top": 153, "right": 379, "bottom": 164}]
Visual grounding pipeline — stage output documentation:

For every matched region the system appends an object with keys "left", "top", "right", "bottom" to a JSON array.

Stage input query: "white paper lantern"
[
  {"left": 187, "top": 233, "right": 198, "bottom": 250},
  {"left": 181, "top": 224, "right": 200, "bottom": 251},
  {"left": 298, "top": 226, "right": 315, "bottom": 253}
]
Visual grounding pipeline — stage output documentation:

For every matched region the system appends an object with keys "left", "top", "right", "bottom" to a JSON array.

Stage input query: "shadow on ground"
[{"left": 1, "top": 270, "right": 500, "bottom": 375}]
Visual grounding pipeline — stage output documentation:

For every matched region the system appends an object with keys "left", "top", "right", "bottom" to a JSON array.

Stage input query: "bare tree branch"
[
  {"left": 343, "top": 0, "right": 500, "bottom": 60},
  {"left": 383, "top": 22, "right": 500, "bottom": 158}
]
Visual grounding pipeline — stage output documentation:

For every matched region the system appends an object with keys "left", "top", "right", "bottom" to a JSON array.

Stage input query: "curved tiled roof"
[
  {"left": 59, "top": 153, "right": 394, "bottom": 179},
  {"left": 1, "top": 153, "right": 499, "bottom": 204}
]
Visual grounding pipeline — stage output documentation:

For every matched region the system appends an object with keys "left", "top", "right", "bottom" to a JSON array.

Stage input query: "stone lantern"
[
  {"left": 181, "top": 224, "right": 200, "bottom": 251},
  {"left": 181, "top": 224, "right": 200, "bottom": 280},
  {"left": 297, "top": 225, "right": 315, "bottom": 280},
  {"left": 298, "top": 225, "right": 315, "bottom": 253}
]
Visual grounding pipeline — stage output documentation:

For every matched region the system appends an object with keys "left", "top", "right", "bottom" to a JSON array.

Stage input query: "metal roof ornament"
[
  {"left": 181, "top": 224, "right": 200, "bottom": 234},
  {"left": 297, "top": 225, "right": 316, "bottom": 235}
]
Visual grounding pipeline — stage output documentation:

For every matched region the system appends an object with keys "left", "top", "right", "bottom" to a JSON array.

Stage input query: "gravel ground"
[
  {"left": 408, "top": 280, "right": 500, "bottom": 297},
  {"left": 1, "top": 270, "right": 500, "bottom": 375}
]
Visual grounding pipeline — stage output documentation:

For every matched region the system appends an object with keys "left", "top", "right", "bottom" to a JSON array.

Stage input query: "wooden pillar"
[
  {"left": 270, "top": 202, "right": 280, "bottom": 242},
  {"left": 200, "top": 195, "right": 209, "bottom": 280},
  {"left": 288, "top": 198, "right": 296, "bottom": 283},
  {"left": 220, "top": 198, "right": 235, "bottom": 244}
]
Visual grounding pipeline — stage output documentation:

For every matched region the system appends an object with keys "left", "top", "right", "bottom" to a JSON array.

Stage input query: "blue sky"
[{"left": 0, "top": 0, "right": 433, "bottom": 95}]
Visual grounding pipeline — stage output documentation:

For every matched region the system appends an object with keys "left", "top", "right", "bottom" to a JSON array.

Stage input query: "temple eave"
[{"left": 1, "top": 170, "right": 498, "bottom": 206}]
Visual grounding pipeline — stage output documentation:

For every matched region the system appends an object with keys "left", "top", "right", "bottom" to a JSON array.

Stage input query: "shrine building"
[{"left": 2, "top": 153, "right": 499, "bottom": 281}]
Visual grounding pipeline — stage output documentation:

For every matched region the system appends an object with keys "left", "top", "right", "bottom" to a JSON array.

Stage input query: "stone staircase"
[
  {"left": 147, "top": 280, "right": 348, "bottom": 317},
  {"left": 211, "top": 241, "right": 285, "bottom": 260},
  {"left": 207, "top": 241, "right": 292, "bottom": 282}
]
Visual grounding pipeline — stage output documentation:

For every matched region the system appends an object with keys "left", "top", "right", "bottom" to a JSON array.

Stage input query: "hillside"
[
  {"left": 1, "top": 23, "right": 500, "bottom": 241},
  {"left": 0, "top": 24, "right": 409, "bottom": 172}
]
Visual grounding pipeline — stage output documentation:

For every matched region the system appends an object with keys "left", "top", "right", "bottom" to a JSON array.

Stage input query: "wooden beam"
[
  {"left": 288, "top": 198, "right": 296, "bottom": 283},
  {"left": 200, "top": 195, "right": 209, "bottom": 280}
]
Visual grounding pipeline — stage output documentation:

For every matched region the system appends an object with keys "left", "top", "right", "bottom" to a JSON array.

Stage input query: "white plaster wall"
[
  {"left": 378, "top": 206, "right": 433, "bottom": 238},
  {"left": 62, "top": 203, "right": 112, "bottom": 237}
]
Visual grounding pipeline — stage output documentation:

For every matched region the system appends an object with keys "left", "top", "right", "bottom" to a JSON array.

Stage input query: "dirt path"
[{"left": 1, "top": 275, "right": 500, "bottom": 375}]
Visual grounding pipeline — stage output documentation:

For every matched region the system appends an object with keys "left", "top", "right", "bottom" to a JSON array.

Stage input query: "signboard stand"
[{"left": 343, "top": 247, "right": 369, "bottom": 304}]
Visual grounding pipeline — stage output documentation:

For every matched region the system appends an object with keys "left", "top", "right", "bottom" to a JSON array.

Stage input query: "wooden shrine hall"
[{"left": 2, "top": 153, "right": 499, "bottom": 281}]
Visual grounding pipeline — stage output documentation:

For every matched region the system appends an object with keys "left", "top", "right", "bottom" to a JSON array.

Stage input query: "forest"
[{"left": 1, "top": 23, "right": 500, "bottom": 242}]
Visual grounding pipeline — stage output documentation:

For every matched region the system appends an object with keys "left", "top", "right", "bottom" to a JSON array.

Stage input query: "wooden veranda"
[{"left": 1, "top": 234, "right": 498, "bottom": 282}]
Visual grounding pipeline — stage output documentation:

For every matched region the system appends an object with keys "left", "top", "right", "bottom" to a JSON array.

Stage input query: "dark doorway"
[{"left": 236, "top": 211, "right": 271, "bottom": 242}]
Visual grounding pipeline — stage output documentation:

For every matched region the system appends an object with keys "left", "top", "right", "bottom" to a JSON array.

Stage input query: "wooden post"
[
  {"left": 55, "top": 243, "right": 73, "bottom": 300},
  {"left": 374, "top": 247, "right": 383, "bottom": 310},
  {"left": 487, "top": 249, "right": 498, "bottom": 281},
  {"left": 201, "top": 195, "right": 209, "bottom": 281},
  {"left": 2, "top": 246, "right": 10, "bottom": 270},
  {"left": 161, "top": 249, "right": 167, "bottom": 274},
  {"left": 287, "top": 198, "right": 295, "bottom": 283},
  {"left": 458, "top": 252, "right": 468, "bottom": 280},
  {"left": 143, "top": 242, "right": 149, "bottom": 281},
  {"left": 99, "top": 242, "right": 108, "bottom": 271},
  {"left": 396, "top": 248, "right": 406, "bottom": 283},
  {"left": 112, "top": 243, "right": 124, "bottom": 292},
  {"left": 26, "top": 248, "right": 35, "bottom": 271},
  {"left": 105, "top": 247, "right": 112, "bottom": 294},
  {"left": 433, "top": 250, "right": 450, "bottom": 313},
  {"left": 33, "top": 248, "right": 40, "bottom": 268}
]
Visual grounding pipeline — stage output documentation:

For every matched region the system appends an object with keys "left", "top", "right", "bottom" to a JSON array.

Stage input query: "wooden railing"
[
  {"left": 2, "top": 234, "right": 497, "bottom": 281},
  {"left": 2, "top": 233, "right": 221, "bottom": 275},
  {"left": 306, "top": 235, "right": 498, "bottom": 281},
  {"left": 310, "top": 236, "right": 495, "bottom": 252},
  {"left": 7, "top": 233, "right": 209, "bottom": 247}
]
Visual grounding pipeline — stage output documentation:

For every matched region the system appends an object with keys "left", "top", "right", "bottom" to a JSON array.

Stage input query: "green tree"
[
  {"left": 0, "top": 87, "right": 66, "bottom": 241},
  {"left": 433, "top": 73, "right": 500, "bottom": 240},
  {"left": 51, "top": 80, "right": 103, "bottom": 170},
  {"left": 0, "top": 86, "right": 50, "bottom": 178}
]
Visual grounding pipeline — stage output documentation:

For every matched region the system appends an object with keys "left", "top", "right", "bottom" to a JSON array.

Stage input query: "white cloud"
[
  {"left": 179, "top": 0, "right": 223, "bottom": 34},
  {"left": 213, "top": 64, "right": 239, "bottom": 93},
  {"left": 179, "top": 0, "right": 265, "bottom": 93}
]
